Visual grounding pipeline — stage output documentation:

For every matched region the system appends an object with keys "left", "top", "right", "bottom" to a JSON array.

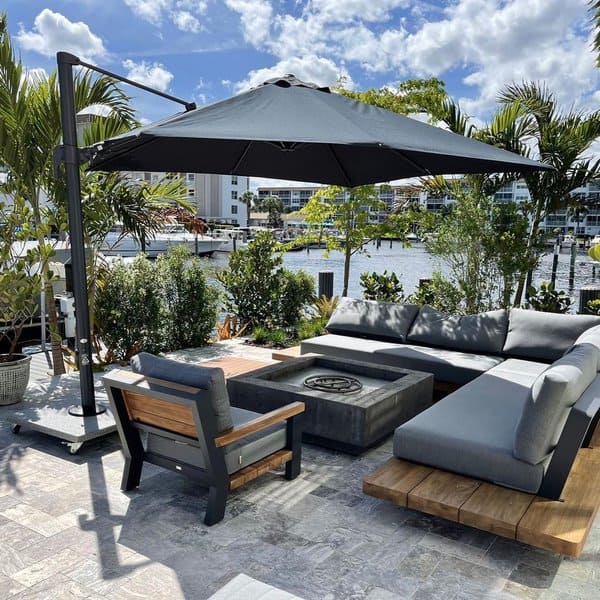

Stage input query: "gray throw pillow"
[
  {"left": 503, "top": 308, "right": 600, "bottom": 362},
  {"left": 131, "top": 352, "right": 233, "bottom": 432},
  {"left": 513, "top": 343, "right": 597, "bottom": 465},
  {"left": 325, "top": 297, "right": 420, "bottom": 343},
  {"left": 406, "top": 305, "right": 508, "bottom": 354}
]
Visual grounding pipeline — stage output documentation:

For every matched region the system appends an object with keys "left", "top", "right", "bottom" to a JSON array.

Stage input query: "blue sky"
[{"left": 3, "top": 1, "right": 599, "bottom": 186}]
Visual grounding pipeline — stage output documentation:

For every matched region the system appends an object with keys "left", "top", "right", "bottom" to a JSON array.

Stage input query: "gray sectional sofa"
[{"left": 300, "top": 298, "right": 600, "bottom": 497}]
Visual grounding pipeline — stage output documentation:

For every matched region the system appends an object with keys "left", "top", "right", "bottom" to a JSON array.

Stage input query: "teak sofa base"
[{"left": 364, "top": 423, "right": 600, "bottom": 558}]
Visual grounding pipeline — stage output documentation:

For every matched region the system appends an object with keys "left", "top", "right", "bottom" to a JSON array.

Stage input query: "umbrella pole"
[{"left": 57, "top": 52, "right": 104, "bottom": 417}]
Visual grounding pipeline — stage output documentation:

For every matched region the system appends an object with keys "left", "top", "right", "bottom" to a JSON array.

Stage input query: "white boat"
[
  {"left": 561, "top": 233, "right": 577, "bottom": 248},
  {"left": 101, "top": 224, "right": 223, "bottom": 258},
  {"left": 208, "top": 228, "right": 251, "bottom": 252},
  {"left": 590, "top": 235, "right": 600, "bottom": 247}
]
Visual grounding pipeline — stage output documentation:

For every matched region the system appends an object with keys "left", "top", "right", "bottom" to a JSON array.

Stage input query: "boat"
[
  {"left": 101, "top": 223, "right": 223, "bottom": 258},
  {"left": 561, "top": 233, "right": 577, "bottom": 249},
  {"left": 591, "top": 235, "right": 600, "bottom": 247},
  {"left": 208, "top": 228, "right": 251, "bottom": 252}
]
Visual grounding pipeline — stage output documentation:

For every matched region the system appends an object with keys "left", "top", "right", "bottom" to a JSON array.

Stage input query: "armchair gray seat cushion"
[
  {"left": 502, "top": 309, "right": 600, "bottom": 362},
  {"left": 301, "top": 334, "right": 503, "bottom": 385},
  {"left": 407, "top": 306, "right": 508, "bottom": 355},
  {"left": 145, "top": 406, "right": 286, "bottom": 475},
  {"left": 325, "top": 297, "right": 420, "bottom": 343},
  {"left": 393, "top": 359, "right": 549, "bottom": 493},
  {"left": 131, "top": 352, "right": 233, "bottom": 432}
]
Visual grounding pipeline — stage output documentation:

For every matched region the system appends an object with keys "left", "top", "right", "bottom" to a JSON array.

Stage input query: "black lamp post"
[{"left": 55, "top": 52, "right": 195, "bottom": 416}]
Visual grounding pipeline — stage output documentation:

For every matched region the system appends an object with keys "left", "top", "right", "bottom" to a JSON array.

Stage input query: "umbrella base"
[{"left": 1, "top": 373, "right": 116, "bottom": 453}]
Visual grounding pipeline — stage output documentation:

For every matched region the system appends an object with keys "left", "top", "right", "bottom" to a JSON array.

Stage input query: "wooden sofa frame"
[{"left": 103, "top": 370, "right": 305, "bottom": 525}]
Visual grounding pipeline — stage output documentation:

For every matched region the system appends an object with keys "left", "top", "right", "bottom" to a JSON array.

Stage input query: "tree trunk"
[
  {"left": 45, "top": 282, "right": 66, "bottom": 375},
  {"left": 343, "top": 240, "right": 351, "bottom": 297}
]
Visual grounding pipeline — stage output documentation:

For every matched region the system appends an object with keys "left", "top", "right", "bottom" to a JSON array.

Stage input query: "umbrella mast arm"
[{"left": 74, "top": 55, "right": 197, "bottom": 112}]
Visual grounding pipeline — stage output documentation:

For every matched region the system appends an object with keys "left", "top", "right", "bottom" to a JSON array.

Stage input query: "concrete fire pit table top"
[{"left": 227, "top": 354, "right": 434, "bottom": 454}]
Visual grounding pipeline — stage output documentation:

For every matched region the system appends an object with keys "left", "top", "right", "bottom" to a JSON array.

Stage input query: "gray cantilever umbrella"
[{"left": 86, "top": 75, "right": 550, "bottom": 184}]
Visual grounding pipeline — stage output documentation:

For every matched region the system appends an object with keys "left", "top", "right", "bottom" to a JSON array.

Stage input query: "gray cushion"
[
  {"left": 394, "top": 359, "right": 548, "bottom": 493},
  {"left": 131, "top": 352, "right": 233, "bottom": 432},
  {"left": 502, "top": 309, "right": 600, "bottom": 362},
  {"left": 571, "top": 324, "right": 600, "bottom": 370},
  {"left": 301, "top": 334, "right": 503, "bottom": 384},
  {"left": 513, "top": 344, "right": 598, "bottom": 465},
  {"left": 407, "top": 306, "right": 508, "bottom": 354},
  {"left": 326, "top": 297, "right": 420, "bottom": 343}
]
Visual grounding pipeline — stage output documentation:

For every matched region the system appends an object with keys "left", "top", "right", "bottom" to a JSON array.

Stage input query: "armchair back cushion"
[
  {"left": 130, "top": 352, "right": 233, "bottom": 432},
  {"left": 326, "top": 297, "right": 420, "bottom": 343},
  {"left": 406, "top": 305, "right": 508, "bottom": 355},
  {"left": 513, "top": 343, "right": 598, "bottom": 465},
  {"left": 571, "top": 324, "right": 600, "bottom": 369},
  {"left": 503, "top": 309, "right": 600, "bottom": 362}
]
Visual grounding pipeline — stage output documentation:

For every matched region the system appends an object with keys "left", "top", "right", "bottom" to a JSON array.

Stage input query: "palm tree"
[
  {"left": 0, "top": 13, "right": 186, "bottom": 371},
  {"left": 499, "top": 82, "right": 600, "bottom": 304}
]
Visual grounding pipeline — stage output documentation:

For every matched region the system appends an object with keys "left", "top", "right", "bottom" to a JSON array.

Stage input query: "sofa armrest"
[{"left": 214, "top": 402, "right": 305, "bottom": 448}]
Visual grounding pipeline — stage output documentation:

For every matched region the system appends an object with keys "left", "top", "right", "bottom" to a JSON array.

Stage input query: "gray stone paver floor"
[{"left": 0, "top": 340, "right": 599, "bottom": 599}]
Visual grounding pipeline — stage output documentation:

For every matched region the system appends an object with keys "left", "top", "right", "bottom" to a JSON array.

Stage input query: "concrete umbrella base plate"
[{"left": 0, "top": 372, "right": 116, "bottom": 453}]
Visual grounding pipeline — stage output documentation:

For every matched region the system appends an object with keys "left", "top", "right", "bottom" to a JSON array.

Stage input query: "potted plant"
[{"left": 0, "top": 201, "right": 44, "bottom": 405}]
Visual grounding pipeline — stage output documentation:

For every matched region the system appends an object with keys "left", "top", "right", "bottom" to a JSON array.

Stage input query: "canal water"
[{"left": 211, "top": 241, "right": 600, "bottom": 310}]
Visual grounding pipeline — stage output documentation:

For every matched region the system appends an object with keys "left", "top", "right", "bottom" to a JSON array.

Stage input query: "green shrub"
[
  {"left": 526, "top": 281, "right": 572, "bottom": 314},
  {"left": 217, "top": 231, "right": 315, "bottom": 328},
  {"left": 252, "top": 326, "right": 269, "bottom": 345},
  {"left": 95, "top": 255, "right": 165, "bottom": 362},
  {"left": 157, "top": 247, "right": 219, "bottom": 351},
  {"left": 268, "top": 329, "right": 288, "bottom": 347},
  {"left": 313, "top": 295, "right": 339, "bottom": 319},
  {"left": 297, "top": 317, "right": 328, "bottom": 340},
  {"left": 587, "top": 299, "right": 600, "bottom": 315},
  {"left": 95, "top": 248, "right": 219, "bottom": 362},
  {"left": 408, "top": 271, "right": 463, "bottom": 314},
  {"left": 360, "top": 270, "right": 405, "bottom": 303},
  {"left": 280, "top": 270, "right": 315, "bottom": 327}
]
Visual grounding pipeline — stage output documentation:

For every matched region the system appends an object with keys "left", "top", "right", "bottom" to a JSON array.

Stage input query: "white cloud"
[
  {"left": 124, "top": 0, "right": 207, "bottom": 32},
  {"left": 225, "top": 0, "right": 273, "bottom": 46},
  {"left": 171, "top": 11, "right": 201, "bottom": 33},
  {"left": 16, "top": 9, "right": 106, "bottom": 63},
  {"left": 309, "top": 0, "right": 409, "bottom": 23},
  {"left": 122, "top": 59, "right": 174, "bottom": 92},
  {"left": 234, "top": 55, "right": 352, "bottom": 93}
]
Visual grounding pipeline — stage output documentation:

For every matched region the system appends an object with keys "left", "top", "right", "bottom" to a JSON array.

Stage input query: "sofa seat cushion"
[
  {"left": 325, "top": 297, "right": 420, "bottom": 343},
  {"left": 300, "top": 334, "right": 504, "bottom": 384},
  {"left": 407, "top": 306, "right": 508, "bottom": 355},
  {"left": 131, "top": 352, "right": 233, "bottom": 432},
  {"left": 502, "top": 309, "right": 600, "bottom": 362},
  {"left": 393, "top": 359, "right": 549, "bottom": 493},
  {"left": 514, "top": 344, "right": 598, "bottom": 465}
]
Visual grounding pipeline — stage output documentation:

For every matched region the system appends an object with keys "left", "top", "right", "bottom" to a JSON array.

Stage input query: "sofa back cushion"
[
  {"left": 131, "top": 352, "right": 233, "bottom": 432},
  {"left": 325, "top": 297, "right": 420, "bottom": 343},
  {"left": 406, "top": 305, "right": 508, "bottom": 355},
  {"left": 502, "top": 309, "right": 600, "bottom": 362},
  {"left": 513, "top": 344, "right": 598, "bottom": 465},
  {"left": 571, "top": 324, "right": 600, "bottom": 370}
]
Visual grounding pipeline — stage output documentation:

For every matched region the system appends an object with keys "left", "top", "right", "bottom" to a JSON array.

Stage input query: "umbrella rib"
[
  {"left": 231, "top": 141, "right": 253, "bottom": 173},
  {"left": 327, "top": 144, "right": 353, "bottom": 187},
  {"left": 387, "top": 147, "right": 433, "bottom": 177}
]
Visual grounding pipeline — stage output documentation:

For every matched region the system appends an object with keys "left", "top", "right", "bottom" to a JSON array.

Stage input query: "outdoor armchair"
[{"left": 103, "top": 353, "right": 304, "bottom": 525}]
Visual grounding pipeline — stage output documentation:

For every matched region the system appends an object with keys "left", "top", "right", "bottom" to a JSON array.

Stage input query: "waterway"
[{"left": 210, "top": 241, "right": 600, "bottom": 310}]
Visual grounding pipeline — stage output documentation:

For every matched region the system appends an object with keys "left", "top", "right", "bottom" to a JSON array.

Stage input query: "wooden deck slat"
[
  {"left": 229, "top": 450, "right": 292, "bottom": 490},
  {"left": 407, "top": 470, "right": 481, "bottom": 521},
  {"left": 517, "top": 448, "right": 600, "bottom": 557},
  {"left": 272, "top": 346, "right": 301, "bottom": 361},
  {"left": 589, "top": 421, "right": 600, "bottom": 449},
  {"left": 459, "top": 483, "right": 534, "bottom": 539},
  {"left": 363, "top": 458, "right": 433, "bottom": 506}
]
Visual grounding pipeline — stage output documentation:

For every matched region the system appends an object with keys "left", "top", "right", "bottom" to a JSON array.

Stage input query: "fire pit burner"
[{"left": 303, "top": 374, "right": 363, "bottom": 394}]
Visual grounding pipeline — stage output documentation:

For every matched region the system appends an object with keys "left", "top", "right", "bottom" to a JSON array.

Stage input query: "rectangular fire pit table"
[{"left": 227, "top": 355, "right": 434, "bottom": 454}]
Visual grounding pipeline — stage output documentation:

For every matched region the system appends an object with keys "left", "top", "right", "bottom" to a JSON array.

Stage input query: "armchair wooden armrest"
[{"left": 214, "top": 401, "right": 305, "bottom": 448}]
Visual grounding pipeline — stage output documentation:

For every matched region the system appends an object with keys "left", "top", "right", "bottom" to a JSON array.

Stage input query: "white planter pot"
[{"left": 0, "top": 354, "right": 31, "bottom": 405}]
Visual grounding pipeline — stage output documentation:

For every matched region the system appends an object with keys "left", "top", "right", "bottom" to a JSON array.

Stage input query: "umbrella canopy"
[{"left": 86, "top": 75, "right": 550, "bottom": 185}]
